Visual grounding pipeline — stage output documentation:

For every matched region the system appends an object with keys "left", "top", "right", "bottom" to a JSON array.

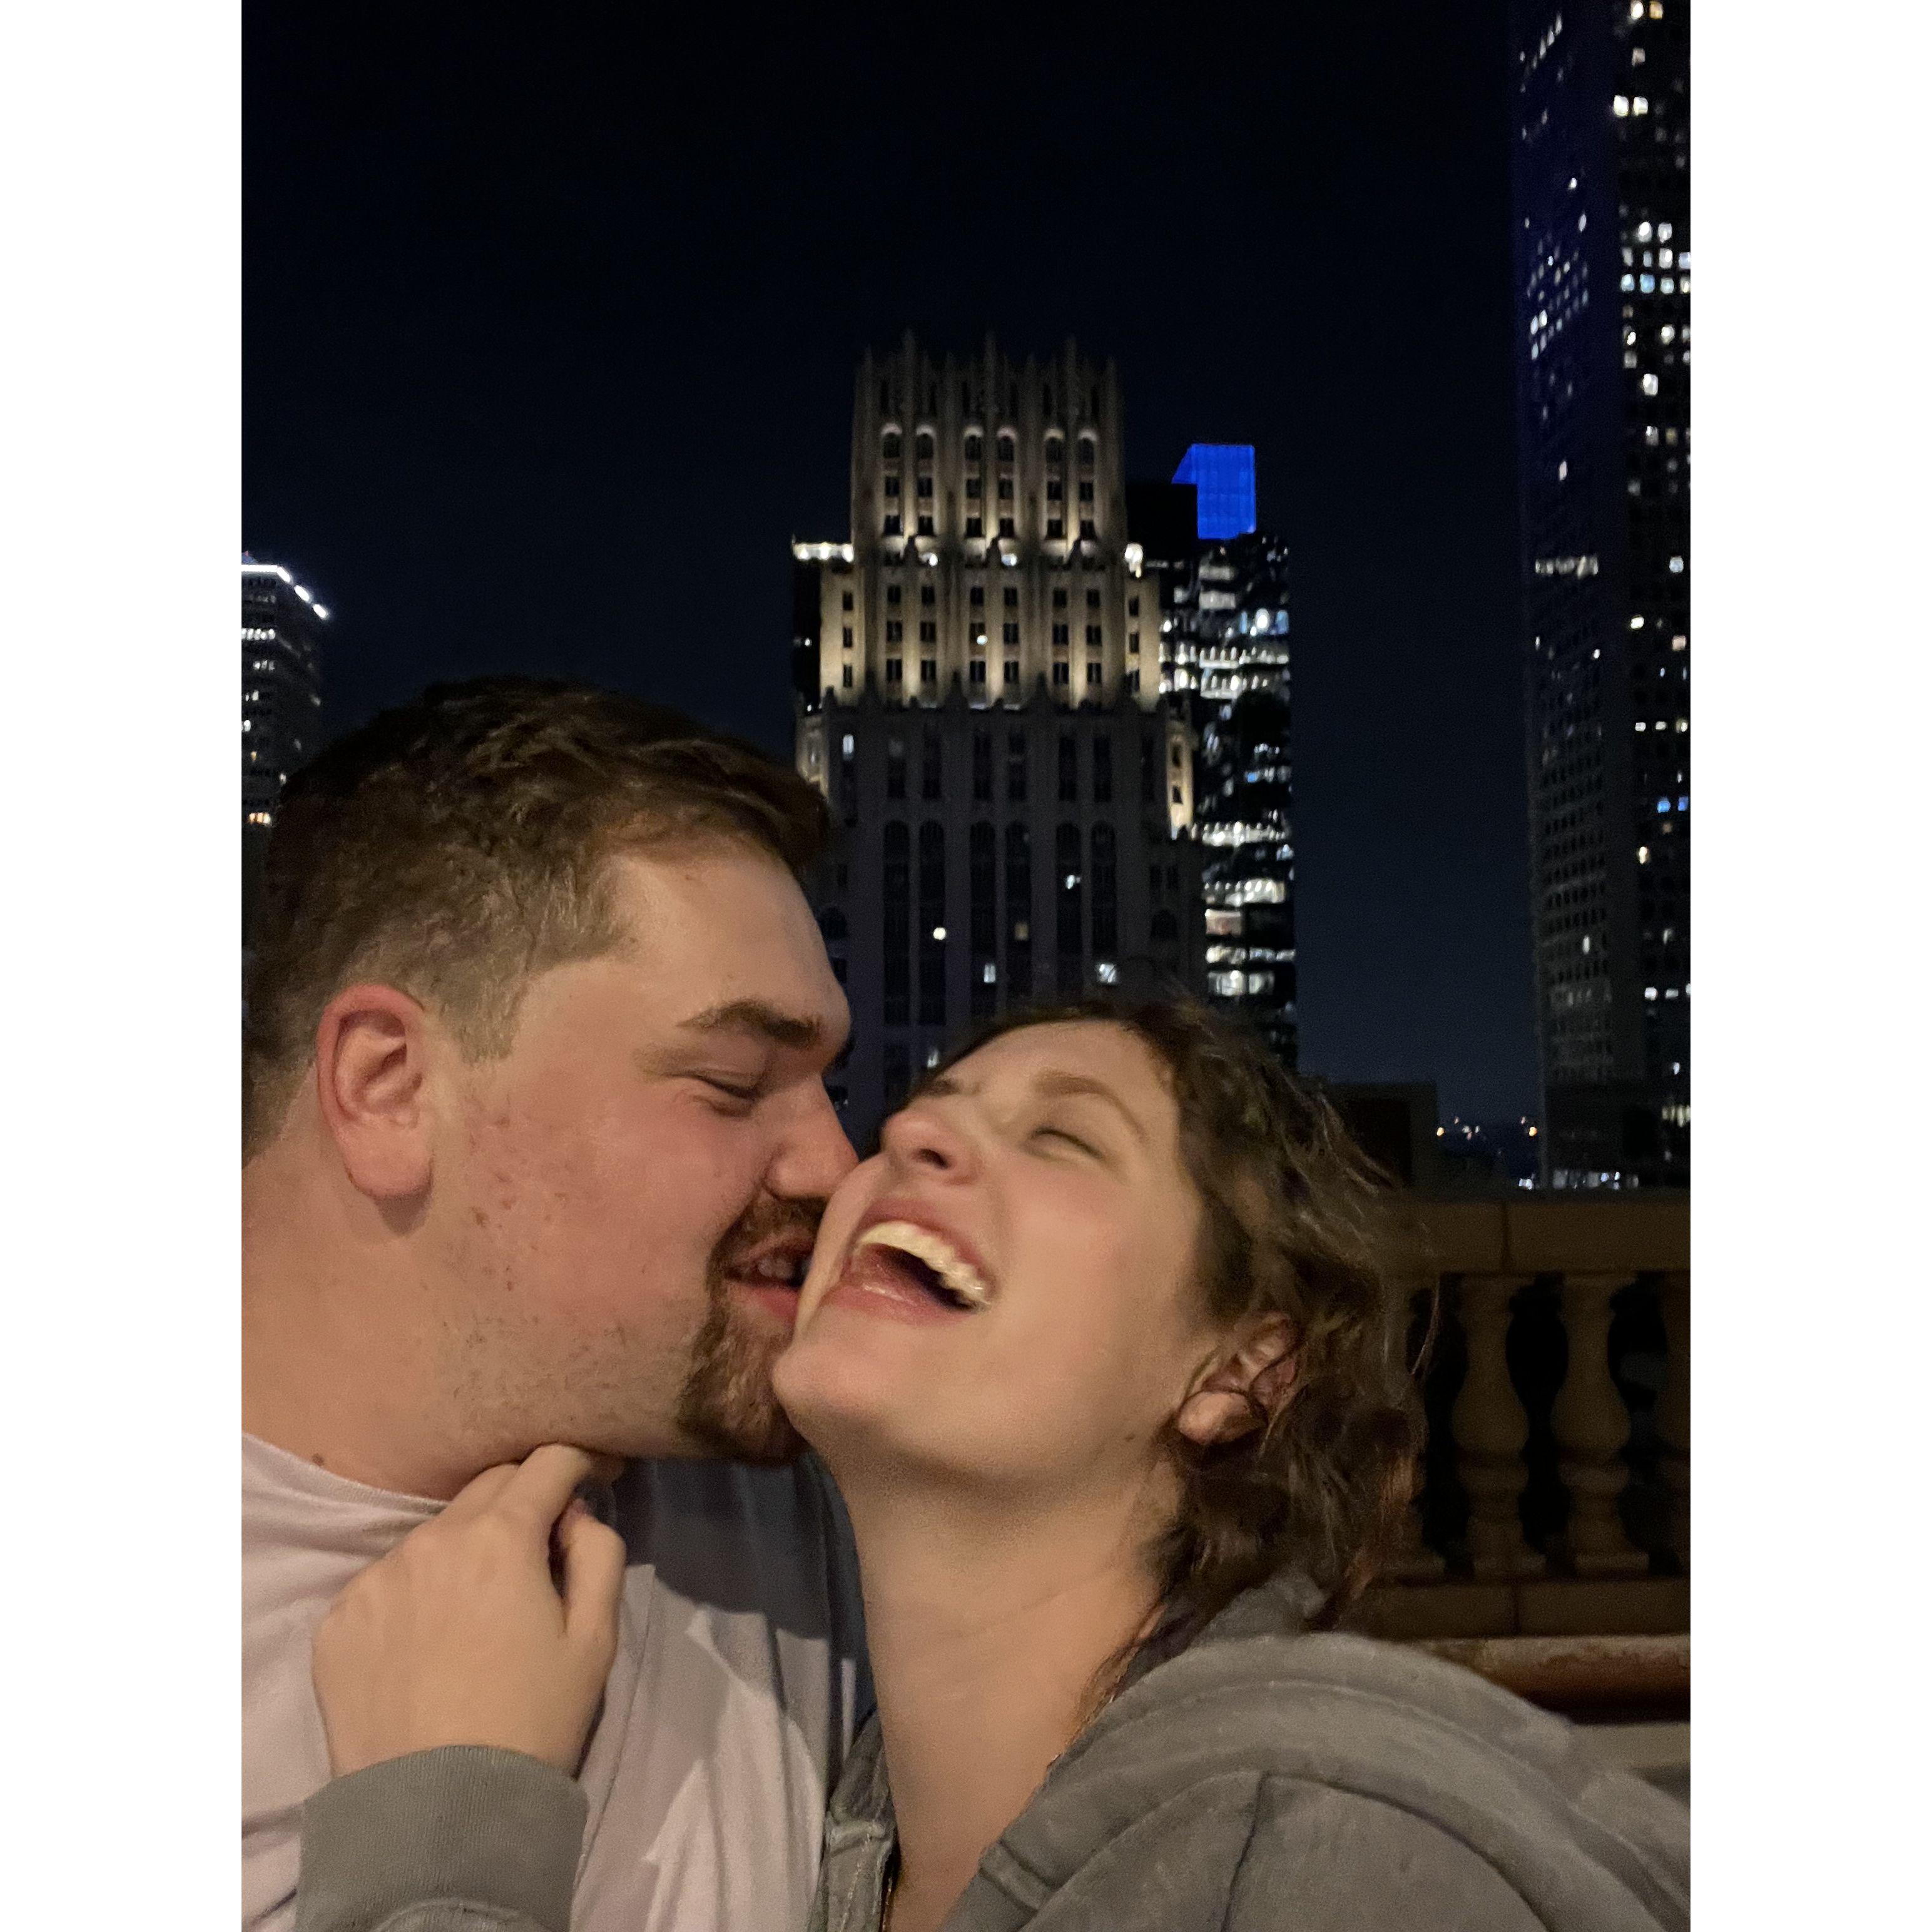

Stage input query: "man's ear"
[
  {"left": 1176, "top": 1316, "right": 1297, "bottom": 1448},
  {"left": 312, "top": 983, "right": 438, "bottom": 1201}
]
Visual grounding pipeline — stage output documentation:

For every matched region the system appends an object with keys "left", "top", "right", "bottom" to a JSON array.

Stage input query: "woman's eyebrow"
[{"left": 1030, "top": 1070, "right": 1147, "bottom": 1146}]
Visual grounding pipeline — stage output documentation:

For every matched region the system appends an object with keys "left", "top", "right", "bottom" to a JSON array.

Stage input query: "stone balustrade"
[{"left": 1348, "top": 1193, "right": 1691, "bottom": 1654}]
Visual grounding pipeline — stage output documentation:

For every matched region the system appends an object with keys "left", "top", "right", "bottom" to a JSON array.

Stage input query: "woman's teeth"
[{"left": 853, "top": 1221, "right": 993, "bottom": 1308}]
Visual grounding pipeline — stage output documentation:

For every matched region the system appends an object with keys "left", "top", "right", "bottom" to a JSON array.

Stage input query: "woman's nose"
[{"left": 878, "top": 1096, "right": 979, "bottom": 1179}]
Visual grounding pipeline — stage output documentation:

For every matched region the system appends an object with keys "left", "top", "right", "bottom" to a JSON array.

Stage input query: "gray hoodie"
[{"left": 297, "top": 1576, "right": 1688, "bottom": 1932}]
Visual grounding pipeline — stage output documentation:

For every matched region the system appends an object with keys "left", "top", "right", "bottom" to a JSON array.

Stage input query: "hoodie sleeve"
[{"left": 295, "top": 1746, "right": 586, "bottom": 1932}]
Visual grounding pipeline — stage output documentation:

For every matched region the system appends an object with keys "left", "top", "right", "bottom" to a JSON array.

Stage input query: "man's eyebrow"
[
  {"left": 1032, "top": 1070, "right": 1149, "bottom": 1146},
  {"left": 676, "top": 999, "right": 828, "bottom": 1052}
]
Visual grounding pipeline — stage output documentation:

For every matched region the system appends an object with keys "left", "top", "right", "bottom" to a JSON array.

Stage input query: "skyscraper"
[
  {"left": 1131, "top": 455, "right": 1298, "bottom": 1068},
  {"left": 795, "top": 334, "right": 1203, "bottom": 1144},
  {"left": 242, "top": 557, "right": 326, "bottom": 938},
  {"left": 1512, "top": 1, "right": 1689, "bottom": 1187}
]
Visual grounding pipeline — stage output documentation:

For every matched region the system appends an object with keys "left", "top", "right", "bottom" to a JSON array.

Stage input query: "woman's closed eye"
[{"left": 1030, "top": 1121, "right": 1100, "bottom": 1158}]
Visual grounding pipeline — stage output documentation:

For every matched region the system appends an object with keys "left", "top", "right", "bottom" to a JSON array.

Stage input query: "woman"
[{"left": 297, "top": 998, "right": 1689, "bottom": 1932}]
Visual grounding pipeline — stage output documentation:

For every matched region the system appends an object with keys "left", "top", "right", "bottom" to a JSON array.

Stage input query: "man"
[{"left": 243, "top": 678, "right": 867, "bottom": 1932}]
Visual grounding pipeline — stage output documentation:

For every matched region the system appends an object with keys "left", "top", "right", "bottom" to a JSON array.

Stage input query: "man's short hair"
[{"left": 243, "top": 676, "right": 830, "bottom": 1160}]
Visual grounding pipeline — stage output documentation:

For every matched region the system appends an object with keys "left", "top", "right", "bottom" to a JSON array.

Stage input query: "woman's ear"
[{"left": 1176, "top": 1316, "right": 1297, "bottom": 1447}]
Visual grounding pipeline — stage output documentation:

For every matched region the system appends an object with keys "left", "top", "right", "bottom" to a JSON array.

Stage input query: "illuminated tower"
[
  {"left": 1133, "top": 451, "right": 1297, "bottom": 1068},
  {"left": 241, "top": 556, "right": 325, "bottom": 940},
  {"left": 1513, "top": 0, "right": 1690, "bottom": 1187},
  {"left": 794, "top": 334, "right": 1203, "bottom": 1141}
]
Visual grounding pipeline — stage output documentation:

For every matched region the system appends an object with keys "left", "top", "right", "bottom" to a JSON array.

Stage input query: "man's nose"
[{"left": 768, "top": 1077, "right": 858, "bottom": 1201}]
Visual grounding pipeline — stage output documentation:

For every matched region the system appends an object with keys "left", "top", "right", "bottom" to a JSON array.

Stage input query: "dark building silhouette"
[
  {"left": 242, "top": 557, "right": 326, "bottom": 940},
  {"left": 1317, "top": 1082, "right": 1443, "bottom": 1192},
  {"left": 793, "top": 335, "right": 1205, "bottom": 1144},
  {"left": 1512, "top": 0, "right": 1689, "bottom": 1187}
]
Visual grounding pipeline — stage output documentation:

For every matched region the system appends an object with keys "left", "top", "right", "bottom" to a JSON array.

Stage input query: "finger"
[
  {"left": 433, "top": 1462, "right": 522, "bottom": 1527},
  {"left": 494, "top": 1444, "right": 608, "bottom": 1540},
  {"left": 556, "top": 1505, "right": 627, "bottom": 1653}
]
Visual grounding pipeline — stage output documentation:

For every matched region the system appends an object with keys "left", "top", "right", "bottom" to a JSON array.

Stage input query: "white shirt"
[{"left": 243, "top": 1433, "right": 868, "bottom": 1932}]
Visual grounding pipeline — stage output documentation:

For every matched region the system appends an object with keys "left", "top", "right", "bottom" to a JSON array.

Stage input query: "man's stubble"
[{"left": 674, "top": 1194, "right": 825, "bottom": 1465}]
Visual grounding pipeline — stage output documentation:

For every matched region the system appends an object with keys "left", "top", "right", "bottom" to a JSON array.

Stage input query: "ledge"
[
  {"left": 1499, "top": 1194, "right": 1689, "bottom": 1273},
  {"left": 1407, "top": 1632, "right": 1690, "bottom": 1722},
  {"left": 1399, "top": 1195, "right": 1690, "bottom": 1277},
  {"left": 1348, "top": 1576, "right": 1690, "bottom": 1645}
]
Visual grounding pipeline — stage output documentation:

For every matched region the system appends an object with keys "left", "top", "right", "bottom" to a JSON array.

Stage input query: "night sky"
[{"left": 244, "top": 3, "right": 1537, "bottom": 1121}]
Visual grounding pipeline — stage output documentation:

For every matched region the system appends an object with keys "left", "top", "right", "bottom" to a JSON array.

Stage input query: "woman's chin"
[
  {"left": 771, "top": 1334, "right": 936, "bottom": 1475},
  {"left": 771, "top": 1336, "right": 874, "bottom": 1445}
]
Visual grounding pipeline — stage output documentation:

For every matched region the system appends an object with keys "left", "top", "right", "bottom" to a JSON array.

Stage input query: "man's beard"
[{"left": 673, "top": 1195, "right": 823, "bottom": 1465}]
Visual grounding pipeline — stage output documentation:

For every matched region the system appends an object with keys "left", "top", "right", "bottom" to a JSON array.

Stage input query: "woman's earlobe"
[
  {"left": 1175, "top": 1386, "right": 1263, "bottom": 1446},
  {"left": 1176, "top": 1318, "right": 1298, "bottom": 1446}
]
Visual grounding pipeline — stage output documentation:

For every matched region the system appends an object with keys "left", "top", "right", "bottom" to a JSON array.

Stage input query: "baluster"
[
  {"left": 1388, "top": 1475, "right": 1444, "bottom": 1582},
  {"left": 1388, "top": 1280, "right": 1444, "bottom": 1582},
  {"left": 1550, "top": 1271, "right": 1647, "bottom": 1577},
  {"left": 1655, "top": 1269, "right": 1690, "bottom": 1570},
  {"left": 1451, "top": 1274, "right": 1545, "bottom": 1579}
]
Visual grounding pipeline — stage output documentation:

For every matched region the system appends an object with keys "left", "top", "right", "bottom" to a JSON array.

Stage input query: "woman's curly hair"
[{"left": 923, "top": 994, "right": 1425, "bottom": 1658}]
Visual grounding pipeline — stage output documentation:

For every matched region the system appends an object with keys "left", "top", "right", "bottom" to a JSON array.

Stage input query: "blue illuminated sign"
[{"left": 1172, "top": 444, "right": 1257, "bottom": 540}]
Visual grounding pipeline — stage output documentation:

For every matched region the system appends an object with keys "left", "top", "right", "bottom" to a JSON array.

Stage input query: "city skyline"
[{"left": 243, "top": 1, "right": 1542, "bottom": 1122}]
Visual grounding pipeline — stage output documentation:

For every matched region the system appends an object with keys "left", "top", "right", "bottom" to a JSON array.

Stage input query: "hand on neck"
[{"left": 838, "top": 1465, "right": 1167, "bottom": 1932}]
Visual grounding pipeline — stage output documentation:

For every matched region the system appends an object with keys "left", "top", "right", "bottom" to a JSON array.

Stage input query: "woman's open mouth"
[{"left": 828, "top": 1219, "right": 994, "bottom": 1322}]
